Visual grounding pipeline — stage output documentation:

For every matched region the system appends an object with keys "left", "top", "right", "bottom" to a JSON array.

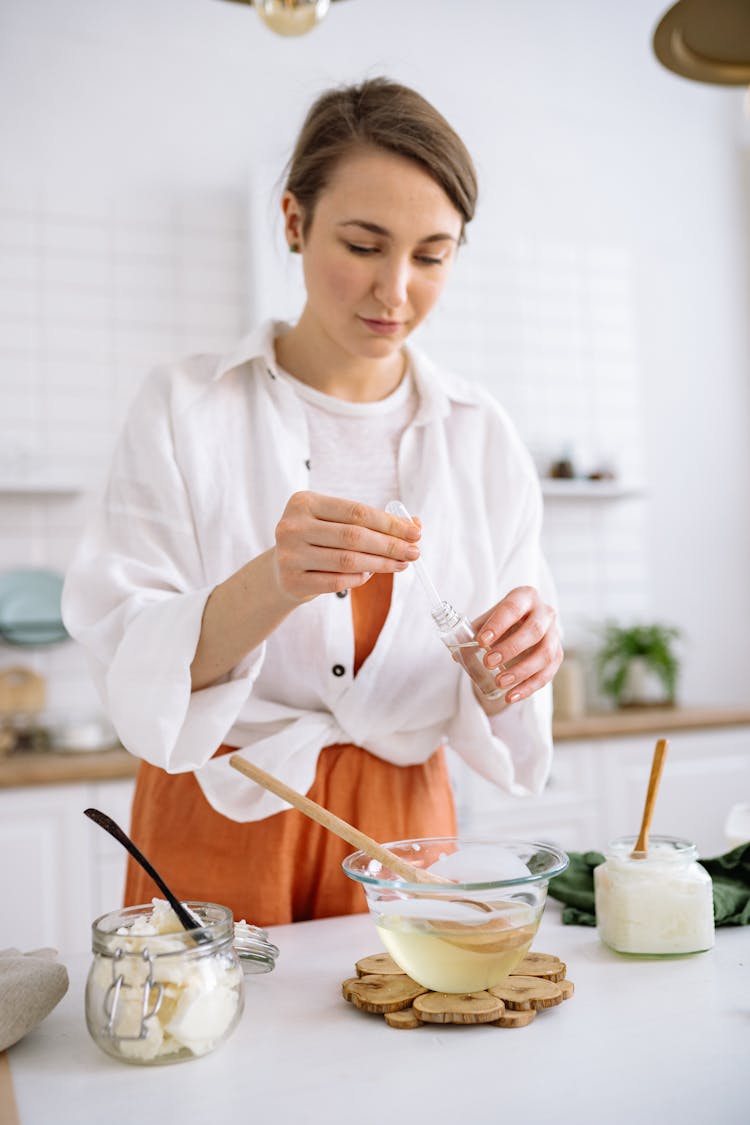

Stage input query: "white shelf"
[
  {"left": 540, "top": 479, "right": 644, "bottom": 500},
  {"left": 0, "top": 481, "right": 83, "bottom": 495}
]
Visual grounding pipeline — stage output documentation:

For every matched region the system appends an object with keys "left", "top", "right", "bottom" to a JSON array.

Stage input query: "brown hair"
[{"left": 284, "top": 77, "right": 478, "bottom": 242}]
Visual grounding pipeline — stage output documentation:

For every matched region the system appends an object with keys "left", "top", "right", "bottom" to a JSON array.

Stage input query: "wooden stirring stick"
[
  {"left": 229, "top": 754, "right": 452, "bottom": 886},
  {"left": 630, "top": 738, "right": 669, "bottom": 858}
]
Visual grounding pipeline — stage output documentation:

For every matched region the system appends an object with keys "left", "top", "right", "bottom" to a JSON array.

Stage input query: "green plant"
[{"left": 595, "top": 622, "right": 681, "bottom": 706}]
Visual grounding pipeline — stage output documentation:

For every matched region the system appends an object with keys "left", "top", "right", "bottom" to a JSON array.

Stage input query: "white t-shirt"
[
  {"left": 275, "top": 362, "right": 418, "bottom": 509},
  {"left": 62, "top": 319, "right": 555, "bottom": 822}
]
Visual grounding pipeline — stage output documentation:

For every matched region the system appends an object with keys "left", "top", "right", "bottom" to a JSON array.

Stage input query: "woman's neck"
[{"left": 274, "top": 315, "right": 406, "bottom": 403}]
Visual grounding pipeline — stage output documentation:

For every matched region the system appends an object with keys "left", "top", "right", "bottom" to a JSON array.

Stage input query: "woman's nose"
[{"left": 373, "top": 256, "right": 409, "bottom": 310}]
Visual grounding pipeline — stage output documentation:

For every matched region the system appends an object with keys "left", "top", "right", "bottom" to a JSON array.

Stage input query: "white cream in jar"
[
  {"left": 86, "top": 899, "right": 244, "bottom": 1064},
  {"left": 594, "top": 835, "right": 715, "bottom": 955}
]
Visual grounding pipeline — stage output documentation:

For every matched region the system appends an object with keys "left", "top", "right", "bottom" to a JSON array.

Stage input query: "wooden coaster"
[
  {"left": 343, "top": 952, "right": 575, "bottom": 1030},
  {"left": 414, "top": 991, "right": 504, "bottom": 1025},
  {"left": 488, "top": 975, "right": 564, "bottom": 1010},
  {"left": 342, "top": 973, "right": 428, "bottom": 1013},
  {"left": 355, "top": 952, "right": 404, "bottom": 977}
]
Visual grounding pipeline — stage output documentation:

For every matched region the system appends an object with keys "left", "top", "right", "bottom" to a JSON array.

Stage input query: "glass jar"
[
  {"left": 85, "top": 900, "right": 244, "bottom": 1065},
  {"left": 594, "top": 835, "right": 715, "bottom": 955}
]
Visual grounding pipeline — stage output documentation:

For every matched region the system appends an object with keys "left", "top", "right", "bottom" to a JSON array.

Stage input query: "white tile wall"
[
  {"left": 417, "top": 233, "right": 650, "bottom": 654},
  {"left": 0, "top": 190, "right": 249, "bottom": 710}
]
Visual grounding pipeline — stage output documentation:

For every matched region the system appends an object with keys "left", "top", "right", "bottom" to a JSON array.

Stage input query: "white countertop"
[{"left": 6, "top": 904, "right": 748, "bottom": 1125}]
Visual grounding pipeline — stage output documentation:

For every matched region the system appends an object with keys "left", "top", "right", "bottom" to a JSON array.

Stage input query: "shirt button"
[
  {"left": 336, "top": 590, "right": 348, "bottom": 599},
  {"left": 331, "top": 664, "right": 345, "bottom": 677}
]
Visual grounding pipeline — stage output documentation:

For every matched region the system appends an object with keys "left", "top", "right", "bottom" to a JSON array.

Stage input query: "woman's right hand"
[{"left": 273, "top": 491, "right": 421, "bottom": 603}]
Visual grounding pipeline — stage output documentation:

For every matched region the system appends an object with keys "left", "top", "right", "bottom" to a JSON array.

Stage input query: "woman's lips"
[{"left": 359, "top": 317, "right": 403, "bottom": 336}]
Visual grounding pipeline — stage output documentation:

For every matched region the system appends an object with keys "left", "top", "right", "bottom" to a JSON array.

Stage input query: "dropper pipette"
[
  {"left": 386, "top": 498, "right": 504, "bottom": 701},
  {"left": 385, "top": 500, "right": 445, "bottom": 615}
]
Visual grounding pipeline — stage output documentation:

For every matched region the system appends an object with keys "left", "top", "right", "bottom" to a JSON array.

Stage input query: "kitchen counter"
[
  {"left": 3, "top": 905, "right": 746, "bottom": 1125},
  {"left": 552, "top": 704, "right": 750, "bottom": 741},
  {"left": 0, "top": 746, "right": 138, "bottom": 788},
  {"left": 2, "top": 705, "right": 749, "bottom": 789}
]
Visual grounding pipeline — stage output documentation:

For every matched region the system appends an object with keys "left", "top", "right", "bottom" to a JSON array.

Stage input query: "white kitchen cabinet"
[
  {"left": 0, "top": 778, "right": 134, "bottom": 954},
  {"left": 448, "top": 743, "right": 600, "bottom": 850},
  {"left": 597, "top": 728, "right": 750, "bottom": 856},
  {"left": 451, "top": 725, "right": 750, "bottom": 857}
]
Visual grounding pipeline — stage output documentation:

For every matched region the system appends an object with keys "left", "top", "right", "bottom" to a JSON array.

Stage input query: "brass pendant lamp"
[
  {"left": 653, "top": 0, "right": 750, "bottom": 85},
  {"left": 218, "top": 0, "right": 350, "bottom": 38}
]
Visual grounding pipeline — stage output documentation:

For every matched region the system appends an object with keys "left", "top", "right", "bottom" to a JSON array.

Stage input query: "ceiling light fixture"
[
  {"left": 219, "top": 0, "right": 350, "bottom": 38},
  {"left": 653, "top": 0, "right": 750, "bottom": 85}
]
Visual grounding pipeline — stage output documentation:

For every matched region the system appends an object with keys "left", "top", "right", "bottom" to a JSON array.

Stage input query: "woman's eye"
[
  {"left": 416, "top": 255, "right": 443, "bottom": 266},
  {"left": 346, "top": 242, "right": 378, "bottom": 256}
]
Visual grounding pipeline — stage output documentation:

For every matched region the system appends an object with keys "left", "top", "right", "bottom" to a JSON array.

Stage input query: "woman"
[{"left": 62, "top": 77, "right": 562, "bottom": 927}]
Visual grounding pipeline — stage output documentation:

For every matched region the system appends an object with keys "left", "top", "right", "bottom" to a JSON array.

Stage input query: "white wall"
[{"left": 1, "top": 0, "right": 748, "bottom": 711}]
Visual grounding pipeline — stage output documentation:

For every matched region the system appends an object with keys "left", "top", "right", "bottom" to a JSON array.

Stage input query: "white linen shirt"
[{"left": 62, "top": 319, "right": 555, "bottom": 822}]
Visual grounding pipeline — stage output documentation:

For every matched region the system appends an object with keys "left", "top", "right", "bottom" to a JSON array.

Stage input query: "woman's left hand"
[{"left": 472, "top": 586, "right": 562, "bottom": 709}]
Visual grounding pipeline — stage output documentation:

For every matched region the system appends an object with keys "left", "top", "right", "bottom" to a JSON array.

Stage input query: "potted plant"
[{"left": 595, "top": 622, "right": 681, "bottom": 708}]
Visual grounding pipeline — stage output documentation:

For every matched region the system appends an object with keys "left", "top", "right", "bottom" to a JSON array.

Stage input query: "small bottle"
[
  {"left": 594, "top": 835, "right": 715, "bottom": 955},
  {"left": 432, "top": 601, "right": 504, "bottom": 700}
]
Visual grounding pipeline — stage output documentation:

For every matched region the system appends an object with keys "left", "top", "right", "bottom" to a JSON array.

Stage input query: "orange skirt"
[
  {"left": 124, "top": 742, "right": 456, "bottom": 927},
  {"left": 123, "top": 573, "right": 457, "bottom": 926}
]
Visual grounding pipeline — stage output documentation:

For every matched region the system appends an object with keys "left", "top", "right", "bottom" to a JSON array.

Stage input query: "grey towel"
[{"left": 0, "top": 948, "right": 69, "bottom": 1051}]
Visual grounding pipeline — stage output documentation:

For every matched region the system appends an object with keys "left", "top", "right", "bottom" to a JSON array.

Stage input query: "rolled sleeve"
[
  {"left": 105, "top": 588, "right": 265, "bottom": 771},
  {"left": 62, "top": 360, "right": 267, "bottom": 773}
]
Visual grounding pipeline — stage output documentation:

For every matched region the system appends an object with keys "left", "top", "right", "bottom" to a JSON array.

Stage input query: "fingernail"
[
  {"left": 406, "top": 547, "right": 419, "bottom": 559},
  {"left": 507, "top": 692, "right": 521, "bottom": 703},
  {"left": 486, "top": 653, "right": 503, "bottom": 668},
  {"left": 499, "top": 673, "right": 515, "bottom": 687},
  {"left": 479, "top": 631, "right": 494, "bottom": 647}
]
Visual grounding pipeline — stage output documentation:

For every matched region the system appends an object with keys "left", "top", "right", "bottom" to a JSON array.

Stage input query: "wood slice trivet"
[
  {"left": 343, "top": 952, "right": 575, "bottom": 1030},
  {"left": 342, "top": 973, "right": 428, "bottom": 1013}
]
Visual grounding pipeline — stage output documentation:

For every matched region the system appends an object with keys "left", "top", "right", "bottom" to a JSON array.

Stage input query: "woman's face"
[{"left": 284, "top": 147, "right": 463, "bottom": 364}]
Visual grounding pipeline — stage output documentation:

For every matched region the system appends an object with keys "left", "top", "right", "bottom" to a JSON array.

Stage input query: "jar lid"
[
  {"left": 606, "top": 835, "right": 698, "bottom": 862},
  {"left": 233, "top": 920, "right": 280, "bottom": 975}
]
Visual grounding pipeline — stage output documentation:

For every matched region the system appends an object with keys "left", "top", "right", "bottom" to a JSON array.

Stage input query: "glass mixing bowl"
[{"left": 342, "top": 837, "right": 568, "bottom": 993}]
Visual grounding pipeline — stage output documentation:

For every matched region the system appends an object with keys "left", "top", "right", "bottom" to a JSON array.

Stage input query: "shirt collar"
[
  {"left": 210, "top": 318, "right": 484, "bottom": 423},
  {"left": 210, "top": 319, "right": 285, "bottom": 382}
]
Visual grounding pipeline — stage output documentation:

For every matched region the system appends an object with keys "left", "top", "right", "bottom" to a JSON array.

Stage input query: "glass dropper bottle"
[{"left": 386, "top": 500, "right": 503, "bottom": 700}]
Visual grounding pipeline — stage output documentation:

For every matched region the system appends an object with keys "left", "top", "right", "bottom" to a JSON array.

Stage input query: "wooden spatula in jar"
[{"left": 630, "top": 738, "right": 669, "bottom": 859}]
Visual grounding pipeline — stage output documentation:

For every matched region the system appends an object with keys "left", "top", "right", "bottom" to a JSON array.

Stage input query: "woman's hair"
[{"left": 284, "top": 77, "right": 478, "bottom": 242}]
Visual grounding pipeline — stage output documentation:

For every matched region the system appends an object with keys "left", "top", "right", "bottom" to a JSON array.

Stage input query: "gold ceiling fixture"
[
  {"left": 653, "top": 0, "right": 750, "bottom": 85},
  {"left": 219, "top": 0, "right": 350, "bottom": 38}
]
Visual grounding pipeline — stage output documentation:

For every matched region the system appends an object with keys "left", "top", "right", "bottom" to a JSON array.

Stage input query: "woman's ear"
[{"left": 281, "top": 191, "right": 305, "bottom": 252}]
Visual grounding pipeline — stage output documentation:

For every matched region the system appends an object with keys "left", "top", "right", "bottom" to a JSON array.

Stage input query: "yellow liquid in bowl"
[{"left": 375, "top": 911, "right": 539, "bottom": 993}]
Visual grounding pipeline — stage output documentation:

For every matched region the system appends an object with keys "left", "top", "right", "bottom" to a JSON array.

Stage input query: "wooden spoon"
[
  {"left": 630, "top": 738, "right": 669, "bottom": 859},
  {"left": 229, "top": 755, "right": 454, "bottom": 887}
]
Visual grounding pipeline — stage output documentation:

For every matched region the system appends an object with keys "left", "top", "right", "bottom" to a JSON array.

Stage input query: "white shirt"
[{"left": 62, "top": 319, "right": 555, "bottom": 822}]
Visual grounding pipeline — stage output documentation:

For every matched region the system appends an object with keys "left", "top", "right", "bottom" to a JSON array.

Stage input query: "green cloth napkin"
[{"left": 547, "top": 842, "right": 750, "bottom": 926}]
